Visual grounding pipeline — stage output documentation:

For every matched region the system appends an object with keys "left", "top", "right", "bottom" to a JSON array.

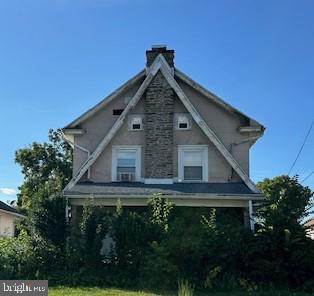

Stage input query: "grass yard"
[
  {"left": 49, "top": 287, "right": 314, "bottom": 296},
  {"left": 49, "top": 287, "right": 160, "bottom": 296}
]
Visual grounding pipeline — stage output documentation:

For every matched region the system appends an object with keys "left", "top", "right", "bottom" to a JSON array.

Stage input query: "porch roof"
[{"left": 64, "top": 181, "right": 261, "bottom": 197}]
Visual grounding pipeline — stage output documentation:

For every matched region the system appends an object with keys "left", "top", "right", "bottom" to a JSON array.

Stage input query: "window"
[
  {"left": 178, "top": 145, "right": 208, "bottom": 182},
  {"left": 175, "top": 114, "right": 191, "bottom": 130},
  {"left": 128, "top": 115, "right": 143, "bottom": 131},
  {"left": 112, "top": 146, "right": 141, "bottom": 182}
]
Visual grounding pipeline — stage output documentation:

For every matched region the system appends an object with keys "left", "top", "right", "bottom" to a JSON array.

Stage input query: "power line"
[
  {"left": 288, "top": 119, "right": 314, "bottom": 176},
  {"left": 301, "top": 170, "right": 314, "bottom": 184}
]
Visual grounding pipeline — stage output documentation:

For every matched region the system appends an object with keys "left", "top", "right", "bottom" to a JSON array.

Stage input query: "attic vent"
[{"left": 113, "top": 109, "right": 124, "bottom": 115}]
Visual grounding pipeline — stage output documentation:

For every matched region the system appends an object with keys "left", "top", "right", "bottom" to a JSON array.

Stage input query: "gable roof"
[
  {"left": 64, "top": 68, "right": 263, "bottom": 131},
  {"left": 174, "top": 69, "right": 263, "bottom": 127},
  {"left": 64, "top": 54, "right": 260, "bottom": 193},
  {"left": 0, "top": 201, "right": 25, "bottom": 218}
]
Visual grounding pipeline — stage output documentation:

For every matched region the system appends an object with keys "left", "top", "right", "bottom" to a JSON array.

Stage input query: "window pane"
[
  {"left": 117, "top": 151, "right": 136, "bottom": 168},
  {"left": 183, "top": 151, "right": 202, "bottom": 166},
  {"left": 184, "top": 166, "right": 202, "bottom": 180},
  {"left": 117, "top": 167, "right": 136, "bottom": 173},
  {"left": 117, "top": 158, "right": 135, "bottom": 167},
  {"left": 115, "top": 149, "right": 139, "bottom": 182}
]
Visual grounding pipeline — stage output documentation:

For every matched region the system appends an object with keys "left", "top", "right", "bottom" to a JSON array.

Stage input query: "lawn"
[{"left": 49, "top": 287, "right": 313, "bottom": 296}]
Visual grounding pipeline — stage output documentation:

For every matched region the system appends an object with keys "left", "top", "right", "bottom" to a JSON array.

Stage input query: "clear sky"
[{"left": 0, "top": 0, "right": 314, "bottom": 203}]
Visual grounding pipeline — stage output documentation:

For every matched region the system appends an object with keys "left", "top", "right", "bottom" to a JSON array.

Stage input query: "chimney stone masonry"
[
  {"left": 144, "top": 46, "right": 175, "bottom": 181},
  {"left": 146, "top": 45, "right": 175, "bottom": 68}
]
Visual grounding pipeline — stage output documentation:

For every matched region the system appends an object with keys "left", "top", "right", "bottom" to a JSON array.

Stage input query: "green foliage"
[
  {"left": 79, "top": 200, "right": 109, "bottom": 268},
  {"left": 257, "top": 175, "right": 313, "bottom": 231},
  {"left": 5, "top": 162, "right": 314, "bottom": 292},
  {"left": 15, "top": 129, "right": 72, "bottom": 250},
  {"left": 0, "top": 230, "right": 62, "bottom": 279},
  {"left": 251, "top": 175, "right": 314, "bottom": 287},
  {"left": 140, "top": 241, "right": 177, "bottom": 289},
  {"left": 147, "top": 193, "right": 174, "bottom": 232},
  {"left": 15, "top": 129, "right": 72, "bottom": 210},
  {"left": 204, "top": 266, "right": 222, "bottom": 289}
]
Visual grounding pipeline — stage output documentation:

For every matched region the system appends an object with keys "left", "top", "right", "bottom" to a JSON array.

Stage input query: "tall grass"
[{"left": 177, "top": 280, "right": 194, "bottom": 296}]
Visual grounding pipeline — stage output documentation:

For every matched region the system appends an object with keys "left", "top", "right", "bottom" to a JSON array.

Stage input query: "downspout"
[{"left": 60, "top": 130, "right": 91, "bottom": 179}]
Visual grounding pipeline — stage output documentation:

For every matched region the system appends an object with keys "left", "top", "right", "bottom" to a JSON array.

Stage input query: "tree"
[
  {"left": 257, "top": 175, "right": 313, "bottom": 232},
  {"left": 251, "top": 175, "right": 314, "bottom": 286},
  {"left": 15, "top": 129, "right": 72, "bottom": 247}
]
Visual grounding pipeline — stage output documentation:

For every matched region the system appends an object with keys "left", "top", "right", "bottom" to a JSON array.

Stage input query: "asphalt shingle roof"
[
  {"left": 0, "top": 201, "right": 21, "bottom": 215},
  {"left": 65, "top": 182, "right": 258, "bottom": 196}
]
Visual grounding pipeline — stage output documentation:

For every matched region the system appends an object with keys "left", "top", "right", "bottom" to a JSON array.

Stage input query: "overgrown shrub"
[
  {"left": 0, "top": 230, "right": 62, "bottom": 280},
  {"left": 2, "top": 176, "right": 314, "bottom": 291}
]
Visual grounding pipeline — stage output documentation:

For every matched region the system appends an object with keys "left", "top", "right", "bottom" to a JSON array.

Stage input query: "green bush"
[
  {"left": 0, "top": 230, "right": 62, "bottom": 279},
  {"left": 2, "top": 177, "right": 314, "bottom": 291}
]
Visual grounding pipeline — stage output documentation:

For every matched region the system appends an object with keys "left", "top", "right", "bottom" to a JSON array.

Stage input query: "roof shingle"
[{"left": 65, "top": 182, "right": 260, "bottom": 197}]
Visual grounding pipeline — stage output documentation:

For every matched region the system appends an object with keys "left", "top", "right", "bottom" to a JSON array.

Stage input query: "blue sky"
[{"left": 0, "top": 0, "right": 314, "bottom": 203}]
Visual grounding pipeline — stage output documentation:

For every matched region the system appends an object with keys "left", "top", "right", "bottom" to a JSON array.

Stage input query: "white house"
[{"left": 0, "top": 201, "right": 25, "bottom": 238}]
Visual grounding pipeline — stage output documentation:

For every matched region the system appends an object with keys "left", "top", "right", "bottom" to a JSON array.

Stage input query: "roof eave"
[
  {"left": 0, "top": 209, "right": 26, "bottom": 219},
  {"left": 65, "top": 193, "right": 264, "bottom": 200}
]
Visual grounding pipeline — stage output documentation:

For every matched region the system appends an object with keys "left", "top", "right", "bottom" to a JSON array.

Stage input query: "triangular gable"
[
  {"left": 64, "top": 54, "right": 259, "bottom": 193},
  {"left": 174, "top": 69, "right": 264, "bottom": 128},
  {"left": 65, "top": 70, "right": 146, "bottom": 129}
]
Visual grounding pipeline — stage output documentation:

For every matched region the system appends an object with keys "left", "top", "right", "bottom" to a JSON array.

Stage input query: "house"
[
  {"left": 0, "top": 201, "right": 25, "bottom": 238},
  {"left": 304, "top": 217, "right": 314, "bottom": 240},
  {"left": 62, "top": 46, "right": 265, "bottom": 231}
]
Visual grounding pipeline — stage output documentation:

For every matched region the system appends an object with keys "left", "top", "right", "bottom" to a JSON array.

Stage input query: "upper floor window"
[
  {"left": 175, "top": 113, "right": 192, "bottom": 130},
  {"left": 178, "top": 145, "right": 208, "bottom": 182},
  {"left": 112, "top": 146, "right": 141, "bottom": 182},
  {"left": 128, "top": 115, "right": 144, "bottom": 131}
]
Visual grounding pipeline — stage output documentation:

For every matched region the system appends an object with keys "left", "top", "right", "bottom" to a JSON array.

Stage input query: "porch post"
[{"left": 248, "top": 200, "right": 255, "bottom": 233}]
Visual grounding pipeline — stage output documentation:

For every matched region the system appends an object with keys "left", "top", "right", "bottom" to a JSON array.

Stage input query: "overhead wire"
[{"left": 288, "top": 119, "right": 314, "bottom": 176}]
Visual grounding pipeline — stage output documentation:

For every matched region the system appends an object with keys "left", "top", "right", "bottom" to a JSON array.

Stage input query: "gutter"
[
  {"left": 60, "top": 130, "right": 91, "bottom": 179},
  {"left": 65, "top": 193, "right": 265, "bottom": 201}
]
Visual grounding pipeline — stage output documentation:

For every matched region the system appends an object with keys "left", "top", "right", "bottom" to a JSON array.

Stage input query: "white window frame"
[
  {"left": 178, "top": 145, "right": 208, "bottom": 182},
  {"left": 128, "top": 115, "right": 144, "bottom": 131},
  {"left": 112, "top": 146, "right": 142, "bottom": 182}
]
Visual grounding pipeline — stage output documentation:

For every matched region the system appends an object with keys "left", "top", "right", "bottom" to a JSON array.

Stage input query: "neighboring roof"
[
  {"left": 0, "top": 201, "right": 25, "bottom": 218},
  {"left": 65, "top": 182, "right": 262, "bottom": 198},
  {"left": 305, "top": 218, "right": 314, "bottom": 228}
]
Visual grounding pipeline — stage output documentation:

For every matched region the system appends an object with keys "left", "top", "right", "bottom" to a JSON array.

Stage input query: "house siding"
[
  {"left": 71, "top": 74, "right": 254, "bottom": 183},
  {"left": 0, "top": 212, "right": 15, "bottom": 238}
]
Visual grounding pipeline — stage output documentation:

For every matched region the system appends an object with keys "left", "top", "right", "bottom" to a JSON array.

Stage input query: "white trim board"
[
  {"left": 64, "top": 54, "right": 259, "bottom": 193},
  {"left": 144, "top": 179, "right": 174, "bottom": 184}
]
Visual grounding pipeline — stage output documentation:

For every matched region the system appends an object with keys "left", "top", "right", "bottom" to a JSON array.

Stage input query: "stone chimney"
[
  {"left": 146, "top": 45, "right": 175, "bottom": 68},
  {"left": 144, "top": 46, "right": 175, "bottom": 183}
]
